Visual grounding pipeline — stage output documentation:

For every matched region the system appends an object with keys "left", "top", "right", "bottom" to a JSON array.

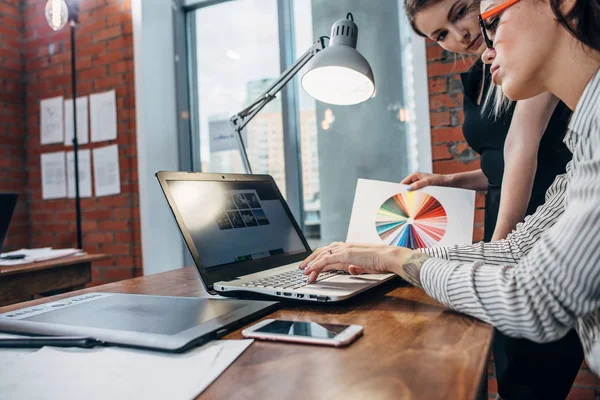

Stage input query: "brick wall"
[
  {"left": 22, "top": 0, "right": 140, "bottom": 285},
  {"left": 425, "top": 38, "right": 484, "bottom": 242},
  {"left": 0, "top": 0, "right": 29, "bottom": 251},
  {"left": 425, "top": 39, "right": 600, "bottom": 399}
]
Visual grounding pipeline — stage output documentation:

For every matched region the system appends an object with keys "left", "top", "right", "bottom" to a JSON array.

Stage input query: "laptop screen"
[{"left": 165, "top": 179, "right": 307, "bottom": 270}]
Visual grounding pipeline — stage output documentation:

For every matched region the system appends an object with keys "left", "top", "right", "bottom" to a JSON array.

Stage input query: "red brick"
[
  {"left": 474, "top": 209, "right": 485, "bottom": 225},
  {"left": 432, "top": 144, "right": 452, "bottom": 161},
  {"left": 574, "top": 368, "right": 600, "bottom": 386},
  {"left": 472, "top": 225, "right": 485, "bottom": 243},
  {"left": 433, "top": 159, "right": 480, "bottom": 174},
  {"left": 428, "top": 77, "right": 447, "bottom": 95},
  {"left": 429, "top": 111, "right": 451, "bottom": 127},
  {"left": 103, "top": 267, "right": 134, "bottom": 282},
  {"left": 487, "top": 378, "right": 498, "bottom": 395},
  {"left": 431, "top": 127, "right": 465, "bottom": 143},
  {"left": 429, "top": 93, "right": 462, "bottom": 110},
  {"left": 86, "top": 209, "right": 113, "bottom": 220},
  {"left": 426, "top": 44, "right": 444, "bottom": 61},
  {"left": 566, "top": 387, "right": 596, "bottom": 400},
  {"left": 91, "top": 3, "right": 123, "bottom": 19},
  {"left": 102, "top": 243, "right": 131, "bottom": 256},
  {"left": 79, "top": 66, "right": 106, "bottom": 80},
  {"left": 427, "top": 60, "right": 470, "bottom": 77},
  {"left": 476, "top": 192, "right": 486, "bottom": 208},
  {"left": 85, "top": 232, "right": 115, "bottom": 244},
  {"left": 99, "top": 220, "right": 130, "bottom": 232},
  {"left": 93, "top": 26, "right": 122, "bottom": 43},
  {"left": 78, "top": 18, "right": 107, "bottom": 36},
  {"left": 0, "top": 3, "right": 20, "bottom": 17}
]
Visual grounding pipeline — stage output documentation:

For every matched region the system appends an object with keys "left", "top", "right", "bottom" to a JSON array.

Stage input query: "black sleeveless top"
[{"left": 461, "top": 59, "right": 572, "bottom": 241}]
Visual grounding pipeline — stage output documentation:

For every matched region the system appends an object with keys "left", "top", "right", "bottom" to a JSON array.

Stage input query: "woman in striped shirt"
[{"left": 301, "top": 0, "right": 600, "bottom": 378}]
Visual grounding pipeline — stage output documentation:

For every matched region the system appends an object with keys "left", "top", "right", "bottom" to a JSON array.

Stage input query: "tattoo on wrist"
[{"left": 402, "top": 253, "right": 431, "bottom": 288}]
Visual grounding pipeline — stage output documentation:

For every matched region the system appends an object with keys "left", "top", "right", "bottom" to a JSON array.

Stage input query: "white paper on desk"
[
  {"left": 0, "top": 248, "right": 82, "bottom": 266},
  {"left": 0, "top": 339, "right": 253, "bottom": 400},
  {"left": 347, "top": 179, "right": 475, "bottom": 248},
  {"left": 64, "top": 96, "right": 89, "bottom": 146},
  {"left": 90, "top": 90, "right": 117, "bottom": 142},
  {"left": 66, "top": 149, "right": 92, "bottom": 198},
  {"left": 93, "top": 144, "right": 120, "bottom": 196},
  {"left": 40, "top": 96, "right": 64, "bottom": 145},
  {"left": 41, "top": 151, "right": 67, "bottom": 199}
]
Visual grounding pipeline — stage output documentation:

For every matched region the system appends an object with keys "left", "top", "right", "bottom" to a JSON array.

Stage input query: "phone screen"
[{"left": 256, "top": 320, "right": 349, "bottom": 339}]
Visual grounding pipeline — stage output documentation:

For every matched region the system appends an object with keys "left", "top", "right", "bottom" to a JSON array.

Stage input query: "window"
[
  {"left": 192, "top": 0, "right": 286, "bottom": 195},
  {"left": 184, "top": 0, "right": 431, "bottom": 247}
]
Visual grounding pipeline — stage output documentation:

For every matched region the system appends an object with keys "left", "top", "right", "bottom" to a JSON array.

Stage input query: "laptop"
[
  {"left": 0, "top": 193, "right": 18, "bottom": 256},
  {"left": 156, "top": 172, "right": 395, "bottom": 303}
]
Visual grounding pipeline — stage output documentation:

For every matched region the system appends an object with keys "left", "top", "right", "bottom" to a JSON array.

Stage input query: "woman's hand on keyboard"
[{"left": 299, "top": 242, "right": 428, "bottom": 286}]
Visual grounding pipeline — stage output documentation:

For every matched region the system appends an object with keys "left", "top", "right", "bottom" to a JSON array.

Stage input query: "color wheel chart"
[{"left": 376, "top": 191, "right": 447, "bottom": 249}]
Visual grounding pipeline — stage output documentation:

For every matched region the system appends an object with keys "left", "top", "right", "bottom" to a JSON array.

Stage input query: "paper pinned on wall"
[
  {"left": 40, "top": 96, "right": 64, "bottom": 145},
  {"left": 41, "top": 152, "right": 67, "bottom": 200},
  {"left": 93, "top": 144, "right": 120, "bottom": 197},
  {"left": 90, "top": 90, "right": 117, "bottom": 143},
  {"left": 346, "top": 179, "right": 475, "bottom": 249},
  {"left": 64, "top": 97, "right": 89, "bottom": 146},
  {"left": 66, "top": 149, "right": 92, "bottom": 198}
]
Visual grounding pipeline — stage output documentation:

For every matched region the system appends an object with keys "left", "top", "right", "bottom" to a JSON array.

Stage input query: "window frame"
[{"left": 177, "top": 0, "right": 305, "bottom": 228}]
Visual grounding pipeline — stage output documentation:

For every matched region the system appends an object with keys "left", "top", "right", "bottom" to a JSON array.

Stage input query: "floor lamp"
[
  {"left": 230, "top": 13, "right": 375, "bottom": 174},
  {"left": 45, "top": 0, "right": 82, "bottom": 249}
]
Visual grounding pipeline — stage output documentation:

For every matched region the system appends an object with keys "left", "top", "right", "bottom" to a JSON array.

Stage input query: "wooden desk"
[
  {"left": 0, "top": 254, "right": 110, "bottom": 306},
  {"left": 0, "top": 267, "right": 493, "bottom": 399}
]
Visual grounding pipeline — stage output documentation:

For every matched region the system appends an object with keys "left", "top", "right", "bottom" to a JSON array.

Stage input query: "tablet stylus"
[{"left": 0, "top": 336, "right": 105, "bottom": 348}]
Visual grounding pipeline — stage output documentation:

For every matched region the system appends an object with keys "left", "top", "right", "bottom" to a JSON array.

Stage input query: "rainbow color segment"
[{"left": 376, "top": 191, "right": 447, "bottom": 249}]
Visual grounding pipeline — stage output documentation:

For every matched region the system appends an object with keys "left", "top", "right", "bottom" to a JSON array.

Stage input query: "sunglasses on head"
[{"left": 478, "top": 0, "right": 521, "bottom": 48}]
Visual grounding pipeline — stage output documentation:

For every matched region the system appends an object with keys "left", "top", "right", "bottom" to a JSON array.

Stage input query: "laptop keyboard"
[{"left": 242, "top": 269, "right": 342, "bottom": 290}]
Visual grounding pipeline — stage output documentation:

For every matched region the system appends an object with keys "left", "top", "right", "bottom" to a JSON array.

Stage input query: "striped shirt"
[{"left": 420, "top": 68, "right": 600, "bottom": 376}]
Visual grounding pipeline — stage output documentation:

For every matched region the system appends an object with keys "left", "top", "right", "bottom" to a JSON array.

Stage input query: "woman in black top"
[
  {"left": 400, "top": 0, "right": 583, "bottom": 398},
  {"left": 460, "top": 59, "right": 572, "bottom": 241}
]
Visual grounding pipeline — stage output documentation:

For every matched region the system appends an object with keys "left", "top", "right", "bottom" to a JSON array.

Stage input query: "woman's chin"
[{"left": 502, "top": 80, "right": 543, "bottom": 102}]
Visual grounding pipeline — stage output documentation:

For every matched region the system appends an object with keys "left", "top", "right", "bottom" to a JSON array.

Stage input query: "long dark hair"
[
  {"left": 550, "top": 0, "right": 600, "bottom": 52},
  {"left": 404, "top": 0, "right": 446, "bottom": 37}
]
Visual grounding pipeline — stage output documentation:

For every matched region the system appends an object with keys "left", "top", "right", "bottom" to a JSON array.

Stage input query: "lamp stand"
[
  {"left": 230, "top": 37, "right": 327, "bottom": 174},
  {"left": 70, "top": 19, "right": 82, "bottom": 250}
]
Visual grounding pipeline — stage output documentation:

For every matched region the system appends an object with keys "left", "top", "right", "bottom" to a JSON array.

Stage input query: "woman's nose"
[{"left": 482, "top": 47, "right": 496, "bottom": 64}]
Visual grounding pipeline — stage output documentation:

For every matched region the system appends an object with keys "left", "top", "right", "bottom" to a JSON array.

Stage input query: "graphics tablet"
[{"left": 0, "top": 292, "right": 277, "bottom": 352}]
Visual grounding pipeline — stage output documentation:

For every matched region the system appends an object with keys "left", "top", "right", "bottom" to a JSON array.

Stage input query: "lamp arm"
[{"left": 230, "top": 37, "right": 327, "bottom": 173}]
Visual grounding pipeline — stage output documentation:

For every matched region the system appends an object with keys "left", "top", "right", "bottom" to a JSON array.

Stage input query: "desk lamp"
[{"left": 230, "top": 13, "right": 375, "bottom": 173}]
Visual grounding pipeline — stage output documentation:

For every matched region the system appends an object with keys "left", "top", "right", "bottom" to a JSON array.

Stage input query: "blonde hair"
[{"left": 482, "top": 78, "right": 513, "bottom": 119}]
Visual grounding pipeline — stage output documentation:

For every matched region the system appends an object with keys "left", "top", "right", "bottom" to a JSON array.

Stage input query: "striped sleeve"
[
  {"left": 420, "top": 172, "right": 568, "bottom": 265},
  {"left": 421, "top": 71, "right": 600, "bottom": 344}
]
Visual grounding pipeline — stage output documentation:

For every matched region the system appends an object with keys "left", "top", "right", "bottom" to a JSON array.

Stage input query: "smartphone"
[{"left": 242, "top": 319, "right": 363, "bottom": 347}]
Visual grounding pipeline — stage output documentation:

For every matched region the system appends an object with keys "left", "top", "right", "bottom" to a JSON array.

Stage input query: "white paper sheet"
[
  {"left": 0, "top": 339, "right": 253, "bottom": 400},
  {"left": 209, "top": 119, "right": 248, "bottom": 153},
  {"left": 90, "top": 90, "right": 117, "bottom": 142},
  {"left": 346, "top": 179, "right": 475, "bottom": 248},
  {"left": 41, "top": 152, "right": 67, "bottom": 199},
  {"left": 40, "top": 96, "right": 64, "bottom": 145},
  {"left": 64, "top": 96, "right": 89, "bottom": 146},
  {"left": 0, "top": 248, "right": 83, "bottom": 266},
  {"left": 66, "top": 149, "right": 92, "bottom": 198},
  {"left": 93, "top": 144, "right": 120, "bottom": 196}
]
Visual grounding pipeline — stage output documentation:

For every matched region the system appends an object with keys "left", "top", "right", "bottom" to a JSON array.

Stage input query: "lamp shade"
[{"left": 301, "top": 15, "right": 375, "bottom": 106}]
